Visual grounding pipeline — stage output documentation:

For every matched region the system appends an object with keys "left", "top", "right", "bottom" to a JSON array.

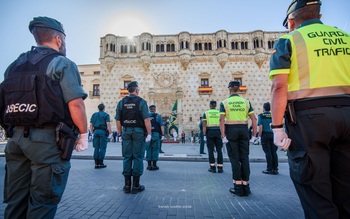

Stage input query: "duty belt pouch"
[{"left": 56, "top": 122, "right": 79, "bottom": 160}]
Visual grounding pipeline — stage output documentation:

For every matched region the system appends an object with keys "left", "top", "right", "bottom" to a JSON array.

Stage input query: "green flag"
[{"left": 170, "top": 99, "right": 178, "bottom": 124}]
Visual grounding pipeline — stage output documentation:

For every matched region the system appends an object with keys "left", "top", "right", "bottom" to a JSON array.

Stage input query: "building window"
[
  {"left": 231, "top": 41, "right": 238, "bottom": 50},
  {"left": 93, "top": 84, "right": 100, "bottom": 96},
  {"left": 156, "top": 44, "right": 165, "bottom": 52},
  {"left": 142, "top": 42, "right": 151, "bottom": 51},
  {"left": 268, "top": 40, "right": 275, "bottom": 49},
  {"left": 201, "top": 78, "right": 209, "bottom": 86},
  {"left": 194, "top": 43, "right": 202, "bottom": 50},
  {"left": 129, "top": 45, "right": 137, "bottom": 53},
  {"left": 166, "top": 43, "right": 175, "bottom": 52},
  {"left": 234, "top": 78, "right": 242, "bottom": 84},
  {"left": 124, "top": 81, "right": 131, "bottom": 88},
  {"left": 180, "top": 41, "right": 189, "bottom": 49},
  {"left": 120, "top": 45, "right": 128, "bottom": 53},
  {"left": 204, "top": 42, "right": 212, "bottom": 50},
  {"left": 217, "top": 40, "right": 226, "bottom": 48},
  {"left": 241, "top": 41, "right": 248, "bottom": 50},
  {"left": 94, "top": 71, "right": 100, "bottom": 75},
  {"left": 253, "top": 38, "right": 264, "bottom": 48}
]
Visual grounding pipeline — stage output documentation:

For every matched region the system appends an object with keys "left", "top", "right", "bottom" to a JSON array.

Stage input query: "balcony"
[
  {"left": 120, "top": 88, "right": 128, "bottom": 95},
  {"left": 198, "top": 86, "right": 213, "bottom": 94}
]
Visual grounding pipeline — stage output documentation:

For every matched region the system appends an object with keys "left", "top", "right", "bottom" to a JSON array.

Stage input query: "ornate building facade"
[{"left": 79, "top": 29, "right": 286, "bottom": 134}]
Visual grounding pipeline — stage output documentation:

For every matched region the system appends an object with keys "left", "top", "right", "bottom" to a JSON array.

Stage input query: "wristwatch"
[{"left": 270, "top": 123, "right": 283, "bottom": 129}]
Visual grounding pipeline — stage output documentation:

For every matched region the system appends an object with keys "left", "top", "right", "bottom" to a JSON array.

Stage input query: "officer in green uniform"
[
  {"left": 0, "top": 17, "right": 88, "bottom": 219},
  {"left": 257, "top": 102, "right": 278, "bottom": 175},
  {"left": 202, "top": 100, "right": 223, "bottom": 173},
  {"left": 199, "top": 117, "right": 206, "bottom": 154},
  {"left": 220, "top": 80, "right": 257, "bottom": 197},
  {"left": 270, "top": 0, "right": 350, "bottom": 218},
  {"left": 90, "top": 103, "right": 112, "bottom": 168},
  {"left": 115, "top": 81, "right": 151, "bottom": 194},
  {"left": 146, "top": 105, "right": 164, "bottom": 170}
]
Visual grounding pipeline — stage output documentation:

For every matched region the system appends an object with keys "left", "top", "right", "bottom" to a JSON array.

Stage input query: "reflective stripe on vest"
[
  {"left": 286, "top": 24, "right": 350, "bottom": 100},
  {"left": 205, "top": 109, "right": 220, "bottom": 127},
  {"left": 222, "top": 96, "right": 249, "bottom": 124}
]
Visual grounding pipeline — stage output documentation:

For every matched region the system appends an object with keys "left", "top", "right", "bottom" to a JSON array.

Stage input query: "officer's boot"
[
  {"left": 94, "top": 159, "right": 100, "bottom": 169},
  {"left": 152, "top": 161, "right": 159, "bottom": 170},
  {"left": 147, "top": 161, "right": 152, "bottom": 170},
  {"left": 131, "top": 176, "right": 145, "bottom": 194},
  {"left": 99, "top": 160, "right": 107, "bottom": 168},
  {"left": 242, "top": 184, "right": 251, "bottom": 196},
  {"left": 123, "top": 175, "right": 131, "bottom": 193},
  {"left": 217, "top": 166, "right": 223, "bottom": 173},
  {"left": 229, "top": 184, "right": 244, "bottom": 196},
  {"left": 208, "top": 165, "right": 216, "bottom": 173}
]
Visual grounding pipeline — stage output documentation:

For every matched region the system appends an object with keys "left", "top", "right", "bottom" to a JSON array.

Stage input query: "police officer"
[
  {"left": 90, "top": 103, "right": 112, "bottom": 168},
  {"left": 202, "top": 100, "right": 224, "bottom": 173},
  {"left": 220, "top": 80, "right": 257, "bottom": 196},
  {"left": 199, "top": 117, "right": 206, "bottom": 154},
  {"left": 270, "top": 0, "right": 350, "bottom": 218},
  {"left": 0, "top": 16, "right": 88, "bottom": 219},
  {"left": 146, "top": 105, "right": 164, "bottom": 170},
  {"left": 257, "top": 102, "right": 278, "bottom": 175},
  {"left": 115, "top": 81, "right": 152, "bottom": 194}
]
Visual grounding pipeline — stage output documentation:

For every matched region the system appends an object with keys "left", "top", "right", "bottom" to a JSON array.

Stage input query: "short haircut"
[{"left": 31, "top": 27, "right": 62, "bottom": 44}]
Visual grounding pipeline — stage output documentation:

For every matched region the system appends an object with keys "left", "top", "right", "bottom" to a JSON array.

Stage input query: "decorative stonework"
[
  {"left": 140, "top": 55, "right": 151, "bottom": 71},
  {"left": 254, "top": 53, "right": 267, "bottom": 68},
  {"left": 217, "top": 52, "right": 228, "bottom": 69},
  {"left": 153, "top": 72, "right": 177, "bottom": 88}
]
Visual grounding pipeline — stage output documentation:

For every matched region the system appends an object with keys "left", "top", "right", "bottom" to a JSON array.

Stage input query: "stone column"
[{"left": 176, "top": 87, "right": 184, "bottom": 132}]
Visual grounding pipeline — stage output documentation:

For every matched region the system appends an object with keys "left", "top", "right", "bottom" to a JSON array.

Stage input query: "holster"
[{"left": 56, "top": 122, "right": 79, "bottom": 160}]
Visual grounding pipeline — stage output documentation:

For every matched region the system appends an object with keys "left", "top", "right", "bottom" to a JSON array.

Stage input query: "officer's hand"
[
  {"left": 161, "top": 136, "right": 165, "bottom": 141},
  {"left": 249, "top": 136, "right": 256, "bottom": 143},
  {"left": 222, "top": 137, "right": 228, "bottom": 144},
  {"left": 272, "top": 128, "right": 291, "bottom": 150},
  {"left": 145, "top": 134, "right": 152, "bottom": 142},
  {"left": 118, "top": 136, "right": 122, "bottom": 142},
  {"left": 258, "top": 137, "right": 261, "bottom": 143},
  {"left": 203, "top": 136, "right": 207, "bottom": 142},
  {"left": 75, "top": 133, "right": 88, "bottom": 152},
  {"left": 108, "top": 133, "right": 113, "bottom": 138}
]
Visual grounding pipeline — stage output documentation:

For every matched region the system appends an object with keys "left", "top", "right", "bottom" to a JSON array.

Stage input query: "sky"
[{"left": 0, "top": 0, "right": 349, "bottom": 82}]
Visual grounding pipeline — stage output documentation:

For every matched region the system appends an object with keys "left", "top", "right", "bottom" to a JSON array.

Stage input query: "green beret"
[
  {"left": 29, "top": 16, "right": 65, "bottom": 35},
  {"left": 228, "top": 80, "right": 240, "bottom": 88},
  {"left": 283, "top": 0, "right": 322, "bottom": 28},
  {"left": 127, "top": 81, "right": 138, "bottom": 89}
]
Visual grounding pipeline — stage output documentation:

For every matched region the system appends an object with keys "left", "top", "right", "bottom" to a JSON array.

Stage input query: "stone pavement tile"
[{"left": 0, "top": 158, "right": 303, "bottom": 219}]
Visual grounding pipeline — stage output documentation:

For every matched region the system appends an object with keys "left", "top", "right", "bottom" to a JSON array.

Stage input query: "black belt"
[{"left": 291, "top": 96, "right": 350, "bottom": 111}]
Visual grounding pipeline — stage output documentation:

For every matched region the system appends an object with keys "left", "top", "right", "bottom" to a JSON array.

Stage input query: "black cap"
[
  {"left": 210, "top": 100, "right": 217, "bottom": 105},
  {"left": 29, "top": 16, "right": 65, "bottom": 35},
  {"left": 283, "top": 0, "right": 322, "bottom": 28},
  {"left": 127, "top": 81, "right": 138, "bottom": 89},
  {"left": 149, "top": 105, "right": 156, "bottom": 108},
  {"left": 228, "top": 80, "right": 240, "bottom": 88},
  {"left": 98, "top": 103, "right": 105, "bottom": 110}
]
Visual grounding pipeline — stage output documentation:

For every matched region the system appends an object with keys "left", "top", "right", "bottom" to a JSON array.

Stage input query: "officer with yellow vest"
[
  {"left": 220, "top": 80, "right": 257, "bottom": 196},
  {"left": 202, "top": 100, "right": 223, "bottom": 173},
  {"left": 270, "top": 0, "right": 350, "bottom": 218}
]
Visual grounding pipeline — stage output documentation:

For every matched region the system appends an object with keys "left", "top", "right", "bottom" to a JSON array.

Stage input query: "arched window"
[
  {"left": 231, "top": 41, "right": 238, "bottom": 50},
  {"left": 268, "top": 40, "right": 275, "bottom": 49}
]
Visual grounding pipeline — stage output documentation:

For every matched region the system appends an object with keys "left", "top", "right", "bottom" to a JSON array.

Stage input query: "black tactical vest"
[
  {"left": 150, "top": 113, "right": 161, "bottom": 134},
  {"left": 0, "top": 47, "right": 73, "bottom": 127},
  {"left": 120, "top": 96, "right": 144, "bottom": 128}
]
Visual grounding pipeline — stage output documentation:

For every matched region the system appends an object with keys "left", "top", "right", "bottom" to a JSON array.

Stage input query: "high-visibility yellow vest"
[
  {"left": 272, "top": 23, "right": 350, "bottom": 100},
  {"left": 204, "top": 109, "right": 220, "bottom": 127},
  {"left": 221, "top": 96, "right": 251, "bottom": 124}
]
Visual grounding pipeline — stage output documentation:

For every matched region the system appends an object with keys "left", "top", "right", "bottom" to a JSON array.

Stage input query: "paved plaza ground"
[{"left": 0, "top": 142, "right": 303, "bottom": 219}]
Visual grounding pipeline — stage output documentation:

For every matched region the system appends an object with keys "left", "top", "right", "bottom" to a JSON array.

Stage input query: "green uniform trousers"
[
  {"left": 4, "top": 126, "right": 70, "bottom": 219},
  {"left": 121, "top": 127, "right": 146, "bottom": 177}
]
